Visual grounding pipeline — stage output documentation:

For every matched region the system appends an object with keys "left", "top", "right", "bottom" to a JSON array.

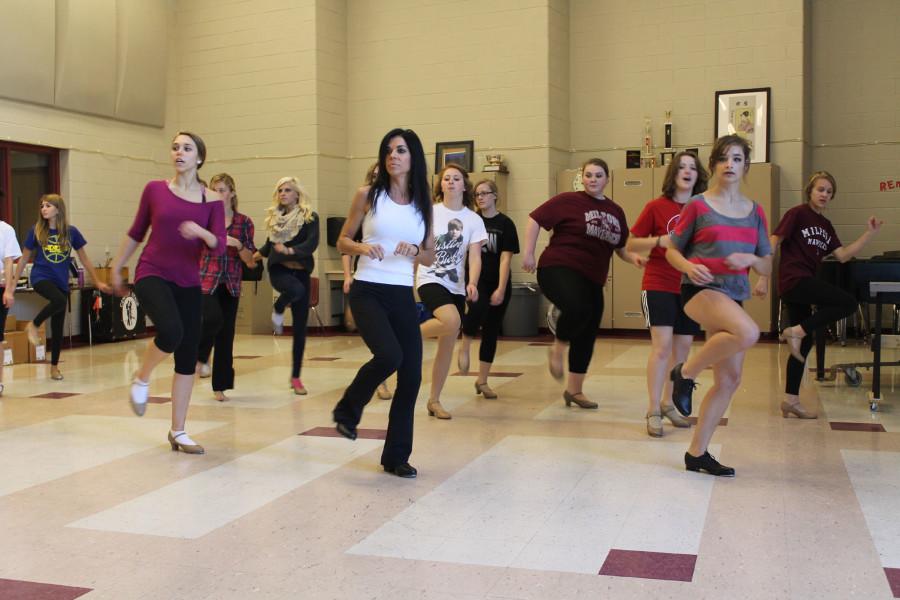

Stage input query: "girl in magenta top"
[
  {"left": 522, "top": 158, "right": 645, "bottom": 410},
  {"left": 626, "top": 151, "right": 708, "bottom": 437},
  {"left": 111, "top": 131, "right": 226, "bottom": 455},
  {"left": 664, "top": 135, "right": 772, "bottom": 477},
  {"left": 762, "top": 171, "right": 882, "bottom": 419}
]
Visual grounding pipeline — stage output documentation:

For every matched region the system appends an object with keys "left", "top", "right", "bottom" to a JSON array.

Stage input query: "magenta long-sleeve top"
[{"left": 127, "top": 180, "right": 226, "bottom": 288}]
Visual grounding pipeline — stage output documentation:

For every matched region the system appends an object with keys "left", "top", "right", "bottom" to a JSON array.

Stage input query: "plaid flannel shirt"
[{"left": 199, "top": 212, "right": 256, "bottom": 296}]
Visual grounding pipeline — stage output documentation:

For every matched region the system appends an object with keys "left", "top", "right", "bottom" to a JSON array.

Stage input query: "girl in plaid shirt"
[{"left": 197, "top": 173, "right": 257, "bottom": 401}]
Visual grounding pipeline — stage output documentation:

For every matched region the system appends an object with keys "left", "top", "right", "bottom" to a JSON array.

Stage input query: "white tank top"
[{"left": 354, "top": 189, "right": 426, "bottom": 286}]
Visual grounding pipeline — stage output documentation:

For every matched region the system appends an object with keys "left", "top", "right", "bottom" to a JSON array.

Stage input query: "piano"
[{"left": 813, "top": 253, "right": 900, "bottom": 409}]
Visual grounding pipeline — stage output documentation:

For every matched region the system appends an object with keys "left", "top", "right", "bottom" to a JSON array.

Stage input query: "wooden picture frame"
[
  {"left": 435, "top": 140, "right": 474, "bottom": 173},
  {"left": 714, "top": 87, "right": 770, "bottom": 163}
]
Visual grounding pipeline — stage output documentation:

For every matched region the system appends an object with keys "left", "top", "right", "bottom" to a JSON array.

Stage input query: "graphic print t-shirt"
[
  {"left": 773, "top": 203, "right": 842, "bottom": 295},
  {"left": 477, "top": 212, "right": 520, "bottom": 286},
  {"left": 530, "top": 191, "right": 629, "bottom": 285},
  {"left": 416, "top": 203, "right": 487, "bottom": 296},
  {"left": 630, "top": 195, "right": 686, "bottom": 293},
  {"left": 24, "top": 225, "right": 86, "bottom": 291}
]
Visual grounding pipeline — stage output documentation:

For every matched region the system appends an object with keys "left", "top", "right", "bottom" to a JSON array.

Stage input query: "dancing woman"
[
  {"left": 457, "top": 178, "right": 519, "bottom": 399},
  {"left": 196, "top": 173, "right": 257, "bottom": 402},
  {"left": 16, "top": 194, "right": 111, "bottom": 380},
  {"left": 254, "top": 177, "right": 319, "bottom": 395},
  {"left": 112, "top": 131, "right": 225, "bottom": 454},
  {"left": 416, "top": 164, "right": 487, "bottom": 420},
  {"left": 665, "top": 134, "right": 772, "bottom": 476},
  {"left": 0, "top": 215, "right": 21, "bottom": 395},
  {"left": 763, "top": 171, "right": 882, "bottom": 418},
  {"left": 332, "top": 128, "right": 434, "bottom": 478},
  {"left": 522, "top": 158, "right": 644, "bottom": 409},
  {"left": 625, "top": 152, "right": 707, "bottom": 436}
]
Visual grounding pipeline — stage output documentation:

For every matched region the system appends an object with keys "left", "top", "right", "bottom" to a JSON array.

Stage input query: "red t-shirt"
[
  {"left": 530, "top": 191, "right": 628, "bottom": 285},
  {"left": 630, "top": 195, "right": 686, "bottom": 293},
  {"left": 773, "top": 203, "right": 841, "bottom": 295}
]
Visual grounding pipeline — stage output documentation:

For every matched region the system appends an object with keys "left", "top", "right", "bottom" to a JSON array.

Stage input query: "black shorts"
[
  {"left": 680, "top": 284, "right": 742, "bottom": 309},
  {"left": 417, "top": 283, "right": 465, "bottom": 317},
  {"left": 641, "top": 290, "right": 701, "bottom": 336}
]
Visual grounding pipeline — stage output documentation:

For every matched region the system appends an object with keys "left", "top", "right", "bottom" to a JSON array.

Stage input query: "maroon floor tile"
[
  {"left": 451, "top": 371, "right": 522, "bottom": 377},
  {"left": 31, "top": 392, "right": 80, "bottom": 399},
  {"left": 234, "top": 355, "right": 261, "bottom": 359},
  {"left": 300, "top": 426, "right": 386, "bottom": 440},
  {"left": 885, "top": 568, "right": 900, "bottom": 597},
  {"left": 830, "top": 421, "right": 886, "bottom": 432},
  {"left": 528, "top": 342, "right": 552, "bottom": 346},
  {"left": 147, "top": 396, "right": 171, "bottom": 404},
  {"left": 307, "top": 357, "right": 340, "bottom": 361},
  {"left": 686, "top": 416, "right": 728, "bottom": 426},
  {"left": 0, "top": 578, "right": 92, "bottom": 600},
  {"left": 599, "top": 549, "right": 696, "bottom": 582}
]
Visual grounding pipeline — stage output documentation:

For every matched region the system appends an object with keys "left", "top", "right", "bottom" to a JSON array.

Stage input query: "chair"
[{"left": 309, "top": 277, "right": 325, "bottom": 333}]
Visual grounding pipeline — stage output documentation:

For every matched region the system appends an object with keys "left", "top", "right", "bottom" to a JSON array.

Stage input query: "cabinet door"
[
  {"left": 610, "top": 168, "right": 655, "bottom": 330},
  {"left": 740, "top": 163, "right": 779, "bottom": 335}
]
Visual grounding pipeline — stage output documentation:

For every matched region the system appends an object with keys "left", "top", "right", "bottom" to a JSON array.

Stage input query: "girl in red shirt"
[
  {"left": 762, "top": 171, "right": 882, "bottom": 418},
  {"left": 626, "top": 152, "right": 707, "bottom": 437}
]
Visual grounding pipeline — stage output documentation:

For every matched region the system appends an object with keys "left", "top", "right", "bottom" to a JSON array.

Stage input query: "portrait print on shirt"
[{"left": 433, "top": 218, "right": 464, "bottom": 282}]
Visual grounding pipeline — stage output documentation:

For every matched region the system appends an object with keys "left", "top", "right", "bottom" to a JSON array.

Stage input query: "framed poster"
[
  {"left": 435, "top": 140, "right": 474, "bottom": 173},
  {"left": 714, "top": 87, "right": 770, "bottom": 163}
]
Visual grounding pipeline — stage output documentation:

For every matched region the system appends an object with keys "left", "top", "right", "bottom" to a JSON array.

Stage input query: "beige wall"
[
  {"left": 2, "top": 0, "right": 897, "bottom": 329},
  {"left": 809, "top": 0, "right": 900, "bottom": 256}
]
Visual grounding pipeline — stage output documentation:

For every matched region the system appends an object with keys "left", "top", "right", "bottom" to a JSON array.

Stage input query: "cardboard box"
[
  {"left": 4, "top": 314, "right": 16, "bottom": 332},
  {"left": 94, "top": 267, "right": 129, "bottom": 285},
  {"left": 28, "top": 324, "right": 47, "bottom": 363},
  {"left": 5, "top": 331, "right": 28, "bottom": 365}
]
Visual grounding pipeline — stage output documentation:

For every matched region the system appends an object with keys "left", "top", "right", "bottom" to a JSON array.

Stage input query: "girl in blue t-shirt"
[{"left": 13, "top": 194, "right": 110, "bottom": 379}]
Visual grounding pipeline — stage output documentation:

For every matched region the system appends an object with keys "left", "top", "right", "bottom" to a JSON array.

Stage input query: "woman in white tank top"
[{"left": 331, "top": 128, "right": 435, "bottom": 479}]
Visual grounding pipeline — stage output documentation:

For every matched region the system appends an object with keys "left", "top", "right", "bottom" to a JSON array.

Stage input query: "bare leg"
[
  {"left": 688, "top": 350, "right": 744, "bottom": 456},
  {"left": 476, "top": 360, "right": 491, "bottom": 386},
  {"left": 421, "top": 304, "right": 460, "bottom": 418},
  {"left": 646, "top": 326, "right": 674, "bottom": 414},
  {"left": 170, "top": 373, "right": 194, "bottom": 431},
  {"left": 458, "top": 335, "right": 473, "bottom": 374},
  {"left": 566, "top": 371, "right": 586, "bottom": 396},
  {"left": 137, "top": 342, "right": 169, "bottom": 382},
  {"left": 429, "top": 332, "right": 457, "bottom": 403},
  {"left": 681, "top": 291, "right": 759, "bottom": 380}
]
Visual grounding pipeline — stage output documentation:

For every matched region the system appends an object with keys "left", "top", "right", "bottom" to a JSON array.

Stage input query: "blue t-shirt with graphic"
[{"left": 24, "top": 226, "right": 86, "bottom": 291}]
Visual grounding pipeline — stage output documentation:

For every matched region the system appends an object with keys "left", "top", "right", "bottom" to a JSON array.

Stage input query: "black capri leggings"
[
  {"left": 134, "top": 276, "right": 202, "bottom": 375},
  {"left": 269, "top": 264, "right": 311, "bottom": 379},
  {"left": 198, "top": 286, "right": 240, "bottom": 391},
  {"left": 537, "top": 265, "right": 604, "bottom": 374},
  {"left": 461, "top": 279, "right": 511, "bottom": 364},
  {"left": 782, "top": 276, "right": 857, "bottom": 395},
  {"left": 32, "top": 279, "right": 68, "bottom": 366}
]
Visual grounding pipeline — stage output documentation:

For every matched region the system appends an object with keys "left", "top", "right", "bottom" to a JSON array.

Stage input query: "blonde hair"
[
  {"left": 210, "top": 173, "right": 238, "bottom": 211},
  {"left": 35, "top": 194, "right": 71, "bottom": 250},
  {"left": 264, "top": 176, "right": 314, "bottom": 232}
]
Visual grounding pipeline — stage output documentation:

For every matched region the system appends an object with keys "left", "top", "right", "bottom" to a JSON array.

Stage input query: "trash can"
[{"left": 501, "top": 283, "right": 540, "bottom": 337}]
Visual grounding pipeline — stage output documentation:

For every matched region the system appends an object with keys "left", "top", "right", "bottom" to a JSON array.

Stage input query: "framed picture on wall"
[
  {"left": 435, "top": 140, "right": 474, "bottom": 173},
  {"left": 714, "top": 87, "right": 770, "bottom": 163}
]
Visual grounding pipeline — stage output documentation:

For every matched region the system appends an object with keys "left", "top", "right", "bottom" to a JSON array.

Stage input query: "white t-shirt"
[
  {"left": 416, "top": 203, "right": 487, "bottom": 296},
  {"left": 0, "top": 221, "right": 22, "bottom": 286},
  {"left": 354, "top": 190, "right": 426, "bottom": 287}
]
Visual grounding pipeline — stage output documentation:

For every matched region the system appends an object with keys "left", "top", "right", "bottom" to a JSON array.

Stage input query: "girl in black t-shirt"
[{"left": 457, "top": 180, "right": 519, "bottom": 398}]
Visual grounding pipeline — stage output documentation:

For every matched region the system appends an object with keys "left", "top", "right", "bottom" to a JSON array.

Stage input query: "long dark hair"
[
  {"left": 173, "top": 130, "right": 207, "bottom": 184},
  {"left": 661, "top": 151, "right": 708, "bottom": 199},
  {"left": 367, "top": 128, "right": 432, "bottom": 245}
]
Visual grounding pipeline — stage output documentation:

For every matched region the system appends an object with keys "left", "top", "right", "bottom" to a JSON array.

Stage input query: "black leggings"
[
  {"left": 333, "top": 280, "right": 422, "bottom": 468},
  {"left": 537, "top": 265, "right": 604, "bottom": 374},
  {"left": 134, "top": 276, "right": 202, "bottom": 375},
  {"left": 461, "top": 280, "right": 511, "bottom": 364},
  {"left": 782, "top": 277, "right": 857, "bottom": 395},
  {"left": 198, "top": 287, "right": 240, "bottom": 391},
  {"left": 32, "top": 280, "right": 67, "bottom": 366},
  {"left": 269, "top": 264, "right": 310, "bottom": 378}
]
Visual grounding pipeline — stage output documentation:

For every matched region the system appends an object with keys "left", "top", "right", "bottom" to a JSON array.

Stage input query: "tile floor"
[{"left": 0, "top": 332, "right": 898, "bottom": 599}]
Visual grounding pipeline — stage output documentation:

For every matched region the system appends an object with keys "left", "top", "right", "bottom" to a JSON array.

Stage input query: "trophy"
[
  {"left": 660, "top": 110, "right": 675, "bottom": 166},
  {"left": 483, "top": 152, "right": 507, "bottom": 173},
  {"left": 641, "top": 118, "right": 656, "bottom": 168}
]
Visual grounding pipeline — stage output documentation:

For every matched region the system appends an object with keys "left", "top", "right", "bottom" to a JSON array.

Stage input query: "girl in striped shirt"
[{"left": 663, "top": 134, "right": 772, "bottom": 477}]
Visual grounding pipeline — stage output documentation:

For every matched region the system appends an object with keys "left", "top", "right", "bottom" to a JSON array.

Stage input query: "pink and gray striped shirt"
[{"left": 669, "top": 195, "right": 771, "bottom": 301}]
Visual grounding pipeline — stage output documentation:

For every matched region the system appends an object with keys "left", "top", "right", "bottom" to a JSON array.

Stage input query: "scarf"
[{"left": 267, "top": 204, "right": 306, "bottom": 243}]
